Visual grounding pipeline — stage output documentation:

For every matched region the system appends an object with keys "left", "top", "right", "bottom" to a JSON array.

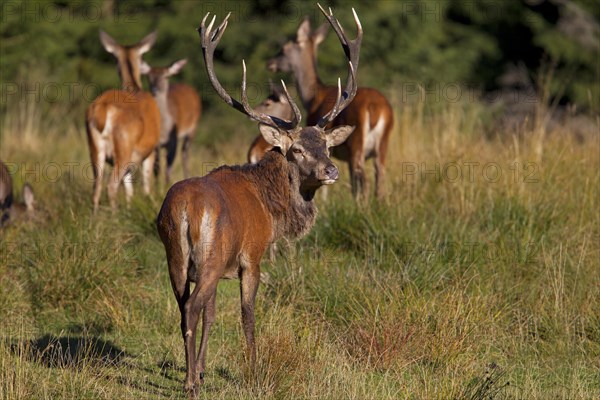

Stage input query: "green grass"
[{"left": 0, "top": 98, "right": 598, "bottom": 399}]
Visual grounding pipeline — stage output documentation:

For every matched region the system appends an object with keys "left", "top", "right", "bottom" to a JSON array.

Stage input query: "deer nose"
[{"left": 324, "top": 164, "right": 339, "bottom": 180}]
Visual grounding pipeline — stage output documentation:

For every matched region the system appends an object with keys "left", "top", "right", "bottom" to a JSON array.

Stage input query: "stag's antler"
[
  {"left": 198, "top": 13, "right": 302, "bottom": 131},
  {"left": 315, "top": 4, "right": 362, "bottom": 129}
]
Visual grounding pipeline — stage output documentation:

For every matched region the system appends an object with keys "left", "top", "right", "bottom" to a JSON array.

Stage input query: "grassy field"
[{"left": 0, "top": 96, "right": 598, "bottom": 399}]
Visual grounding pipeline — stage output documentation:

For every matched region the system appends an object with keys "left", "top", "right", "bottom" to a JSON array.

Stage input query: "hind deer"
[
  {"left": 267, "top": 11, "right": 393, "bottom": 200},
  {"left": 0, "top": 161, "right": 35, "bottom": 227},
  {"left": 141, "top": 59, "right": 202, "bottom": 185},
  {"left": 85, "top": 30, "right": 161, "bottom": 212},
  {"left": 156, "top": 5, "right": 361, "bottom": 395},
  {"left": 247, "top": 81, "right": 294, "bottom": 163}
]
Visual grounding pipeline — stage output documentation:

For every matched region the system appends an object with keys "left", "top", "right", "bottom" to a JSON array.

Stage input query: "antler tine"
[
  {"left": 280, "top": 80, "right": 302, "bottom": 127},
  {"left": 317, "top": 4, "right": 362, "bottom": 68},
  {"left": 317, "top": 62, "right": 357, "bottom": 128},
  {"left": 198, "top": 12, "right": 300, "bottom": 131},
  {"left": 315, "top": 5, "right": 361, "bottom": 129},
  {"left": 241, "top": 60, "right": 294, "bottom": 129},
  {"left": 198, "top": 12, "right": 245, "bottom": 113}
]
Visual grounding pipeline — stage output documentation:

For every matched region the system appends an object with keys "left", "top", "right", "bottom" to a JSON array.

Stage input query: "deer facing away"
[
  {"left": 156, "top": 5, "right": 361, "bottom": 395},
  {"left": 141, "top": 59, "right": 202, "bottom": 184},
  {"left": 85, "top": 30, "right": 161, "bottom": 212},
  {"left": 267, "top": 14, "right": 394, "bottom": 200},
  {"left": 0, "top": 161, "right": 35, "bottom": 227}
]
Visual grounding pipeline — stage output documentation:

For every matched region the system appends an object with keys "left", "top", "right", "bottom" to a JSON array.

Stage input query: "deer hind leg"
[
  {"left": 107, "top": 162, "right": 129, "bottom": 211},
  {"left": 87, "top": 123, "right": 105, "bottom": 213},
  {"left": 183, "top": 268, "right": 220, "bottom": 392},
  {"left": 240, "top": 265, "right": 260, "bottom": 369},
  {"left": 142, "top": 151, "right": 155, "bottom": 195},
  {"left": 153, "top": 147, "right": 161, "bottom": 180},
  {"left": 180, "top": 135, "right": 192, "bottom": 180},
  {"left": 349, "top": 150, "right": 366, "bottom": 202},
  {"left": 163, "top": 213, "right": 192, "bottom": 389},
  {"left": 165, "top": 126, "right": 178, "bottom": 185},
  {"left": 374, "top": 121, "right": 391, "bottom": 200},
  {"left": 195, "top": 290, "right": 216, "bottom": 384},
  {"left": 108, "top": 125, "right": 136, "bottom": 210},
  {"left": 123, "top": 169, "right": 134, "bottom": 204}
]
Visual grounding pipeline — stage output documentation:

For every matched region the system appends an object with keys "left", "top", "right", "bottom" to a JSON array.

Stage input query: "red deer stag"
[
  {"left": 86, "top": 31, "right": 161, "bottom": 211},
  {"left": 247, "top": 81, "right": 294, "bottom": 163},
  {"left": 141, "top": 59, "right": 202, "bottom": 184},
  {"left": 268, "top": 6, "right": 393, "bottom": 199},
  {"left": 156, "top": 6, "right": 360, "bottom": 394},
  {"left": 0, "top": 161, "right": 35, "bottom": 227}
]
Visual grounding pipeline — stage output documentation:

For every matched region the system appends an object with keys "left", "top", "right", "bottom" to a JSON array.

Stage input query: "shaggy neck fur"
[
  {"left": 153, "top": 89, "right": 174, "bottom": 145},
  {"left": 216, "top": 149, "right": 318, "bottom": 241}
]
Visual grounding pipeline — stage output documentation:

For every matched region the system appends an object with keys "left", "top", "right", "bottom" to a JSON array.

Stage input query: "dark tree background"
[{"left": 1, "top": 0, "right": 598, "bottom": 115}]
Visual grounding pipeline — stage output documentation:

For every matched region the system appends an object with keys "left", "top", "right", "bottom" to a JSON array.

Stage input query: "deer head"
[
  {"left": 267, "top": 5, "right": 361, "bottom": 86},
  {"left": 198, "top": 4, "right": 361, "bottom": 189},
  {"left": 266, "top": 18, "right": 331, "bottom": 74},
  {"left": 0, "top": 161, "right": 35, "bottom": 227},
  {"left": 140, "top": 59, "right": 188, "bottom": 95},
  {"left": 99, "top": 30, "right": 157, "bottom": 91}
]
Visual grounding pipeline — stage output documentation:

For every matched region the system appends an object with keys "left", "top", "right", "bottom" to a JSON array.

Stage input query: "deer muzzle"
[{"left": 321, "top": 163, "right": 339, "bottom": 184}]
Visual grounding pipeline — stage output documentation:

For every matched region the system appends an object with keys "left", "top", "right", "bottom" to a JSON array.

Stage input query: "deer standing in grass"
[
  {"left": 141, "top": 59, "right": 202, "bottom": 184},
  {"left": 85, "top": 31, "right": 161, "bottom": 211},
  {"left": 156, "top": 6, "right": 361, "bottom": 395},
  {"left": 0, "top": 161, "right": 35, "bottom": 227},
  {"left": 267, "top": 13, "right": 393, "bottom": 199},
  {"left": 247, "top": 81, "right": 294, "bottom": 163}
]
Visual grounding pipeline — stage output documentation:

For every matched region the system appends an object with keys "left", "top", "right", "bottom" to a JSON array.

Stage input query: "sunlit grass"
[{"left": 0, "top": 96, "right": 598, "bottom": 399}]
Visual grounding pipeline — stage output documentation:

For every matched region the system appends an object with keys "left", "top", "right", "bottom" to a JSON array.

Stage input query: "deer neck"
[
  {"left": 285, "top": 163, "right": 318, "bottom": 239},
  {"left": 251, "top": 151, "right": 317, "bottom": 240},
  {"left": 153, "top": 85, "right": 174, "bottom": 144},
  {"left": 117, "top": 58, "right": 143, "bottom": 92},
  {"left": 291, "top": 53, "right": 326, "bottom": 114}
]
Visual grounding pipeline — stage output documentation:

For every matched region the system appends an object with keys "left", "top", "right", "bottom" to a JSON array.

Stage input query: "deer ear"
[
  {"left": 99, "top": 30, "right": 119, "bottom": 55},
  {"left": 312, "top": 22, "right": 330, "bottom": 47},
  {"left": 136, "top": 31, "right": 157, "bottom": 55},
  {"left": 258, "top": 123, "right": 292, "bottom": 153},
  {"left": 167, "top": 59, "right": 188, "bottom": 76},
  {"left": 22, "top": 183, "right": 34, "bottom": 212},
  {"left": 296, "top": 18, "right": 312, "bottom": 42},
  {"left": 139, "top": 61, "right": 151, "bottom": 75},
  {"left": 325, "top": 125, "right": 354, "bottom": 148}
]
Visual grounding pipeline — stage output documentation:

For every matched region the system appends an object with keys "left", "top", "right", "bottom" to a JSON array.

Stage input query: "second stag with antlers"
[{"left": 156, "top": 5, "right": 361, "bottom": 395}]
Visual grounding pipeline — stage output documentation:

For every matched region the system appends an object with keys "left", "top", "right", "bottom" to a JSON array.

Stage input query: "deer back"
[{"left": 87, "top": 90, "right": 161, "bottom": 158}]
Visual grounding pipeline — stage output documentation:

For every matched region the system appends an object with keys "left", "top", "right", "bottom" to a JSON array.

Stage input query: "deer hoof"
[{"left": 184, "top": 382, "right": 197, "bottom": 397}]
